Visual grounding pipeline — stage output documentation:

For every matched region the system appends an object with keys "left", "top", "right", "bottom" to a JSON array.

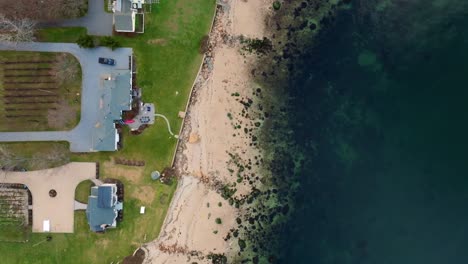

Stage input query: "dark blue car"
[{"left": 98, "top": 57, "right": 116, "bottom": 66}]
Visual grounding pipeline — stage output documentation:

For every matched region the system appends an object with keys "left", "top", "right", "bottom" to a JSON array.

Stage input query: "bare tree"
[
  {"left": 0, "top": 0, "right": 86, "bottom": 21},
  {"left": 0, "top": 14, "right": 36, "bottom": 43},
  {"left": 47, "top": 99, "right": 77, "bottom": 130},
  {"left": 0, "top": 144, "right": 69, "bottom": 171},
  {"left": 52, "top": 54, "right": 80, "bottom": 85}
]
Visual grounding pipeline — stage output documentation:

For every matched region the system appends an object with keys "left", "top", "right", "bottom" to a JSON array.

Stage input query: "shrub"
[
  {"left": 99, "top": 36, "right": 121, "bottom": 50},
  {"left": 215, "top": 218, "right": 222, "bottom": 224},
  {"left": 76, "top": 35, "right": 95, "bottom": 48},
  {"left": 207, "top": 253, "right": 227, "bottom": 264},
  {"left": 238, "top": 239, "right": 246, "bottom": 251},
  {"left": 273, "top": 1, "right": 281, "bottom": 10},
  {"left": 199, "top": 35, "right": 210, "bottom": 54},
  {"left": 242, "top": 37, "right": 273, "bottom": 55}
]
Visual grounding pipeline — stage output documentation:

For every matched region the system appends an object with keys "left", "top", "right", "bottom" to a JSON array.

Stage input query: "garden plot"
[
  {"left": 0, "top": 51, "right": 81, "bottom": 132},
  {"left": 0, "top": 186, "right": 29, "bottom": 242}
]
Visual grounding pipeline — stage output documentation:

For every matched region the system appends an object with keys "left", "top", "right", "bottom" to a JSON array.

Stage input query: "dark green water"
[{"left": 271, "top": 1, "right": 468, "bottom": 263}]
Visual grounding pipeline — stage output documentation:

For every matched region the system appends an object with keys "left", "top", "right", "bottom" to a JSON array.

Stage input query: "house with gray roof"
[
  {"left": 112, "top": 0, "right": 145, "bottom": 33},
  {"left": 86, "top": 184, "right": 123, "bottom": 232},
  {"left": 94, "top": 70, "right": 133, "bottom": 151}
]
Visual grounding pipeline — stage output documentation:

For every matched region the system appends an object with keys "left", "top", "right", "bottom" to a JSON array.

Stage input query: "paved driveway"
[
  {"left": 0, "top": 42, "right": 133, "bottom": 152},
  {"left": 0, "top": 162, "right": 96, "bottom": 233},
  {"left": 41, "top": 0, "right": 113, "bottom": 36}
]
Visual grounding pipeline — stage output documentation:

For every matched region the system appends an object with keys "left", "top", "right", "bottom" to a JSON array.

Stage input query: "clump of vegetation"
[
  {"left": 207, "top": 253, "right": 227, "bottom": 264},
  {"left": 76, "top": 34, "right": 95, "bottom": 48},
  {"left": 199, "top": 35, "right": 210, "bottom": 54},
  {"left": 207, "top": 202, "right": 210, "bottom": 208},
  {"left": 218, "top": 202, "right": 222, "bottom": 207},
  {"left": 273, "top": 1, "right": 281, "bottom": 10},
  {"left": 160, "top": 167, "right": 177, "bottom": 184},
  {"left": 227, "top": 113, "right": 233, "bottom": 120},
  {"left": 220, "top": 184, "right": 237, "bottom": 199},
  {"left": 215, "top": 218, "right": 222, "bottom": 224},
  {"left": 241, "top": 37, "right": 273, "bottom": 55},
  {"left": 99, "top": 36, "right": 121, "bottom": 50},
  {"left": 213, "top": 230, "right": 218, "bottom": 234},
  {"left": 231, "top": 92, "right": 240, "bottom": 97},
  {"left": 238, "top": 239, "right": 246, "bottom": 251}
]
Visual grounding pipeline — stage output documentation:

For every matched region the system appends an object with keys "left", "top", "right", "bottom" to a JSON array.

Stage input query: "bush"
[
  {"left": 215, "top": 218, "right": 222, "bottom": 224},
  {"left": 242, "top": 37, "right": 273, "bottom": 55},
  {"left": 238, "top": 239, "right": 246, "bottom": 251},
  {"left": 207, "top": 253, "right": 227, "bottom": 264},
  {"left": 99, "top": 36, "right": 121, "bottom": 50},
  {"left": 199, "top": 35, "right": 210, "bottom": 54},
  {"left": 76, "top": 35, "right": 95, "bottom": 48},
  {"left": 273, "top": 1, "right": 281, "bottom": 10}
]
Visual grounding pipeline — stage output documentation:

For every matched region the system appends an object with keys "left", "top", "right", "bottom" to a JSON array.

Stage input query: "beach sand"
[{"left": 143, "top": 0, "right": 271, "bottom": 262}]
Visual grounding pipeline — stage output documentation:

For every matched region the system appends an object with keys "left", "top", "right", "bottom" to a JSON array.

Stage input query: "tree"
[
  {"left": 47, "top": 99, "right": 76, "bottom": 130},
  {"left": 76, "top": 34, "right": 95, "bottom": 48},
  {"left": 0, "top": 0, "right": 86, "bottom": 21},
  {"left": 199, "top": 35, "right": 210, "bottom": 54},
  {"left": 0, "top": 14, "right": 36, "bottom": 44},
  {"left": 52, "top": 54, "right": 80, "bottom": 85},
  {"left": 99, "top": 36, "right": 120, "bottom": 50}
]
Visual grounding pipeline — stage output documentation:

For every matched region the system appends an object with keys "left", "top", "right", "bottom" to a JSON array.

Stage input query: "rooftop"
[
  {"left": 86, "top": 184, "right": 122, "bottom": 232},
  {"left": 94, "top": 70, "right": 133, "bottom": 151},
  {"left": 114, "top": 13, "right": 134, "bottom": 32}
]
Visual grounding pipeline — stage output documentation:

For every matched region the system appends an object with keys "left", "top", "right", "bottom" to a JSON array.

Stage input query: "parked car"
[{"left": 98, "top": 57, "right": 116, "bottom": 66}]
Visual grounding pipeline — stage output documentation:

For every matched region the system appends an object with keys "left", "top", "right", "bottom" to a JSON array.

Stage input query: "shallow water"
[{"left": 272, "top": 1, "right": 468, "bottom": 263}]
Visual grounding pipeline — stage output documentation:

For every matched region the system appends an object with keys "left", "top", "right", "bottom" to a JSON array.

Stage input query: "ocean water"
[{"left": 269, "top": 1, "right": 468, "bottom": 263}]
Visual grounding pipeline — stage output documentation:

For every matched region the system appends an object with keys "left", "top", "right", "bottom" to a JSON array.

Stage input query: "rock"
[
  {"left": 178, "top": 111, "right": 186, "bottom": 118},
  {"left": 188, "top": 133, "right": 200, "bottom": 143}
]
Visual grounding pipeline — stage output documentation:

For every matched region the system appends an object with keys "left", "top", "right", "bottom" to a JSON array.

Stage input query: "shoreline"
[{"left": 143, "top": 0, "right": 273, "bottom": 262}]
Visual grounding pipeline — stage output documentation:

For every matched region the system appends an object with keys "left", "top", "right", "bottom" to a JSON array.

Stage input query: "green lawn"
[
  {"left": 0, "top": 0, "right": 216, "bottom": 262},
  {"left": 74, "top": 180, "right": 94, "bottom": 203},
  {"left": 35, "top": 28, "right": 87, "bottom": 43}
]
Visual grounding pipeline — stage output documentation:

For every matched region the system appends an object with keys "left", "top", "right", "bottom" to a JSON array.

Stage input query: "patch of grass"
[
  {"left": 35, "top": 27, "right": 87, "bottom": 43},
  {"left": 135, "top": 13, "right": 144, "bottom": 33},
  {"left": 104, "top": 0, "right": 113, "bottom": 13},
  {"left": 0, "top": 0, "right": 216, "bottom": 262},
  {"left": 74, "top": 180, "right": 94, "bottom": 203},
  {"left": 0, "top": 142, "right": 70, "bottom": 170}
]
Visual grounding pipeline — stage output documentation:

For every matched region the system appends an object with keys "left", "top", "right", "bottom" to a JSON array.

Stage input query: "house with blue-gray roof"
[{"left": 86, "top": 184, "right": 123, "bottom": 232}]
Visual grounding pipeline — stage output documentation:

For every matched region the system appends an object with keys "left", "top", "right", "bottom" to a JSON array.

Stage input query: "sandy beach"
[{"left": 143, "top": 0, "right": 271, "bottom": 262}]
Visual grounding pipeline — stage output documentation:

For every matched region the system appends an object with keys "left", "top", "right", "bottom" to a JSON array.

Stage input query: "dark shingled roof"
[
  {"left": 97, "top": 185, "right": 113, "bottom": 208},
  {"left": 86, "top": 185, "right": 121, "bottom": 232}
]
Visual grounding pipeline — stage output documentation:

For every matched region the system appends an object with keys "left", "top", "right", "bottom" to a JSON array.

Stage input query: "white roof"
[{"left": 140, "top": 206, "right": 145, "bottom": 214}]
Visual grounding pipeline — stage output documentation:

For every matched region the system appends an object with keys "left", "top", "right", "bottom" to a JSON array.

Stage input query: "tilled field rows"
[
  {"left": 0, "top": 188, "right": 28, "bottom": 226},
  {"left": 0, "top": 51, "right": 81, "bottom": 131}
]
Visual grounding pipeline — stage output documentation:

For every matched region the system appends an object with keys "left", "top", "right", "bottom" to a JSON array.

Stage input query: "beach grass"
[{"left": 0, "top": 0, "right": 216, "bottom": 262}]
